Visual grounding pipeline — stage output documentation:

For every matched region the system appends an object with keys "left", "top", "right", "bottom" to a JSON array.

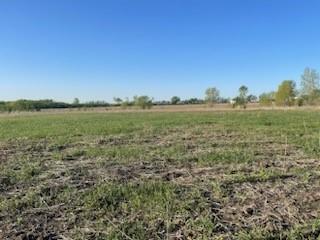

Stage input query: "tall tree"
[
  {"left": 233, "top": 85, "right": 248, "bottom": 108},
  {"left": 205, "top": 87, "right": 220, "bottom": 106},
  {"left": 239, "top": 85, "right": 248, "bottom": 100},
  {"left": 275, "top": 80, "right": 296, "bottom": 106},
  {"left": 301, "top": 67, "right": 320, "bottom": 104}
]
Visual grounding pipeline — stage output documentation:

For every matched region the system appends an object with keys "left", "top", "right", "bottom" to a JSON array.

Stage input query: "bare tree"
[
  {"left": 301, "top": 67, "right": 320, "bottom": 104},
  {"left": 205, "top": 87, "right": 220, "bottom": 106}
]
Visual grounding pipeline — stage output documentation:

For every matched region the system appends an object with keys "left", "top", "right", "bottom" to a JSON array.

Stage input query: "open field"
[{"left": 1, "top": 110, "right": 320, "bottom": 239}]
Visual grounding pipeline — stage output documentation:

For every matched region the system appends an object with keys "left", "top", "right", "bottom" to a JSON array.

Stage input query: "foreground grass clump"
[
  {"left": 1, "top": 110, "right": 320, "bottom": 239},
  {"left": 80, "top": 181, "right": 222, "bottom": 239},
  {"left": 84, "top": 181, "right": 174, "bottom": 214},
  {"left": 83, "top": 181, "right": 175, "bottom": 239}
]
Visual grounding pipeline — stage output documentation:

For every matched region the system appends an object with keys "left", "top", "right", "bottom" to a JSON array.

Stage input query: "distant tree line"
[
  {"left": 0, "top": 99, "right": 70, "bottom": 112},
  {"left": 0, "top": 99, "right": 111, "bottom": 112},
  {"left": 1, "top": 67, "right": 319, "bottom": 112},
  {"left": 113, "top": 96, "right": 212, "bottom": 109}
]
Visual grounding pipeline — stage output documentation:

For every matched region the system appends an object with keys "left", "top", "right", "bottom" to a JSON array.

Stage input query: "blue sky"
[{"left": 1, "top": 0, "right": 320, "bottom": 102}]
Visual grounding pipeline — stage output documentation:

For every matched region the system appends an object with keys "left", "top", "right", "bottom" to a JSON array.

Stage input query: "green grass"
[
  {"left": 1, "top": 110, "right": 320, "bottom": 239},
  {"left": 0, "top": 111, "right": 319, "bottom": 155}
]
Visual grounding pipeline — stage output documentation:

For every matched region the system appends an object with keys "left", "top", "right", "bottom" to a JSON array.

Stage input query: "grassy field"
[{"left": 1, "top": 110, "right": 320, "bottom": 239}]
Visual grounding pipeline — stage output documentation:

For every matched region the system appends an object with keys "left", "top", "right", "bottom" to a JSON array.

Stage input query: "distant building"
[{"left": 230, "top": 99, "right": 236, "bottom": 105}]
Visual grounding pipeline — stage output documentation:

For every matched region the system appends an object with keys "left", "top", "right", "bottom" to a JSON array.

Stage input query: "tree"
[
  {"left": 259, "top": 92, "right": 275, "bottom": 106},
  {"left": 301, "top": 67, "right": 320, "bottom": 104},
  {"left": 133, "top": 95, "right": 153, "bottom": 109},
  {"left": 275, "top": 80, "right": 296, "bottom": 106},
  {"left": 73, "top": 98, "right": 80, "bottom": 105},
  {"left": 239, "top": 85, "right": 248, "bottom": 99},
  {"left": 247, "top": 95, "right": 258, "bottom": 103},
  {"left": 205, "top": 87, "right": 220, "bottom": 106},
  {"left": 171, "top": 96, "right": 181, "bottom": 105},
  {"left": 233, "top": 85, "right": 248, "bottom": 108},
  {"left": 113, "top": 97, "right": 123, "bottom": 105}
]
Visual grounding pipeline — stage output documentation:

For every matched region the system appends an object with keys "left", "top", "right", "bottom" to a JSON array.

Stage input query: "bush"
[
  {"left": 133, "top": 96, "right": 153, "bottom": 109},
  {"left": 259, "top": 92, "right": 275, "bottom": 106}
]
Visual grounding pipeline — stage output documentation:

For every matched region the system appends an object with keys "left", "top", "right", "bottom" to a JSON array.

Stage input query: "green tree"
[
  {"left": 205, "top": 87, "right": 220, "bottom": 106},
  {"left": 73, "top": 98, "right": 80, "bottom": 105},
  {"left": 133, "top": 96, "right": 153, "bottom": 109},
  {"left": 113, "top": 97, "right": 123, "bottom": 105},
  {"left": 259, "top": 92, "right": 275, "bottom": 106},
  {"left": 301, "top": 67, "right": 320, "bottom": 104},
  {"left": 233, "top": 85, "right": 248, "bottom": 108},
  {"left": 275, "top": 80, "right": 296, "bottom": 106},
  {"left": 171, "top": 96, "right": 181, "bottom": 105},
  {"left": 247, "top": 94, "right": 257, "bottom": 103},
  {"left": 239, "top": 85, "right": 248, "bottom": 99}
]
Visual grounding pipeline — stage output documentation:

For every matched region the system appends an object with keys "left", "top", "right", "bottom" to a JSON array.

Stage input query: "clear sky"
[{"left": 1, "top": 0, "right": 320, "bottom": 102}]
